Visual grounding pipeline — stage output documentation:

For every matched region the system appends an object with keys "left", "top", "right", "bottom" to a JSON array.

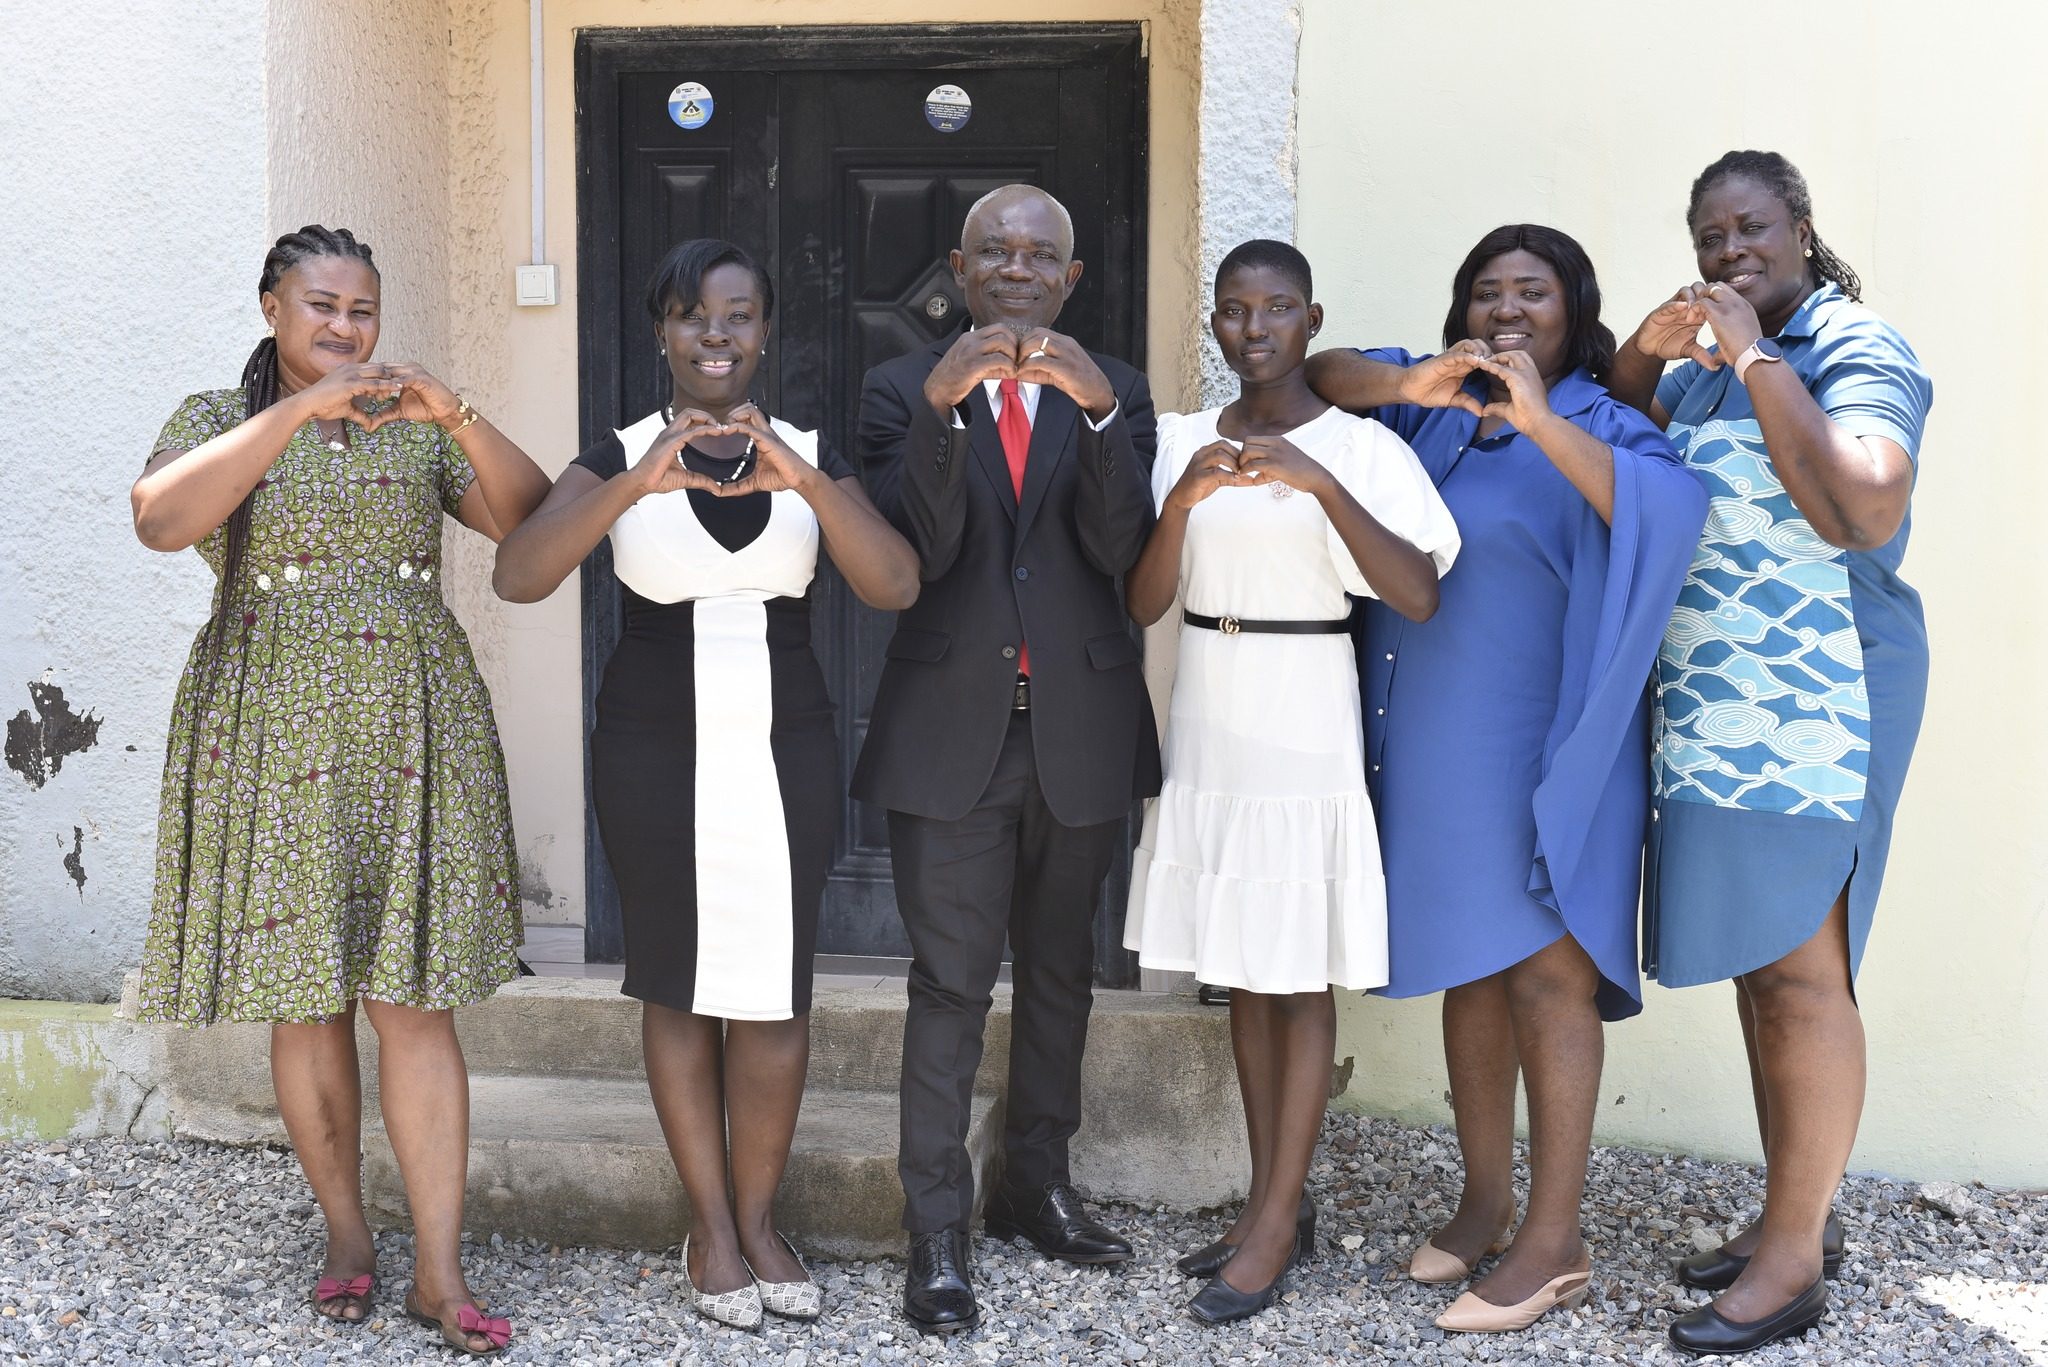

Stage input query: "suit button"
[
  {"left": 1104, "top": 459, "right": 1116, "bottom": 476},
  {"left": 934, "top": 458, "right": 946, "bottom": 472},
  {"left": 1001, "top": 646, "right": 1018, "bottom": 660},
  {"left": 1015, "top": 566, "right": 1030, "bottom": 581}
]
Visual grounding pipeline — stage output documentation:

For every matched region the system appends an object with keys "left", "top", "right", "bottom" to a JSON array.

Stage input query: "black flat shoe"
[
  {"left": 1668, "top": 1277, "right": 1828, "bottom": 1357},
  {"left": 1676, "top": 1211, "right": 1844, "bottom": 1291},
  {"left": 903, "top": 1230, "right": 979, "bottom": 1336},
  {"left": 1175, "top": 1195, "right": 1317, "bottom": 1278},
  {"left": 983, "top": 1182, "right": 1132, "bottom": 1265},
  {"left": 1187, "top": 1263, "right": 1288, "bottom": 1326}
]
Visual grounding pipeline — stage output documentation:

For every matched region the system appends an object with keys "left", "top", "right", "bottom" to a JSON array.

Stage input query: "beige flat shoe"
[
  {"left": 1407, "top": 1231, "right": 1510, "bottom": 1284},
  {"left": 682, "top": 1236, "right": 763, "bottom": 1331},
  {"left": 1435, "top": 1269, "right": 1592, "bottom": 1333}
]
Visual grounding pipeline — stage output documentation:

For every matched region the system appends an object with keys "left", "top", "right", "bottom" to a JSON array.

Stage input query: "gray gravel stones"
[{"left": 4, "top": 1113, "right": 2044, "bottom": 1364}]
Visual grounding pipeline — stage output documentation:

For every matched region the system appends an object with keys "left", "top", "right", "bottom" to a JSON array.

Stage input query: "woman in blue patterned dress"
[{"left": 1609, "top": 151, "right": 1933, "bottom": 1357}]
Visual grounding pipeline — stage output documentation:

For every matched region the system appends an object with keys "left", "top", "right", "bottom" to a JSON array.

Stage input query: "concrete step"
[
  {"left": 134, "top": 975, "right": 1007, "bottom": 1137},
  {"left": 126, "top": 972, "right": 1250, "bottom": 1214},
  {"left": 363, "top": 1076, "right": 1001, "bottom": 1260}
]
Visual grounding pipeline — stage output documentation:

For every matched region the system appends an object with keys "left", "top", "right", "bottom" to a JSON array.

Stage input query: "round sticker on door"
[
  {"left": 923, "top": 84, "right": 972, "bottom": 133},
  {"left": 668, "top": 81, "right": 714, "bottom": 130}
]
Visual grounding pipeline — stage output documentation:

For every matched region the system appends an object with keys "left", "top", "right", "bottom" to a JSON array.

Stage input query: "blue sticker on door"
[
  {"left": 668, "top": 81, "right": 713, "bottom": 130},
  {"left": 924, "top": 84, "right": 972, "bottom": 133}
]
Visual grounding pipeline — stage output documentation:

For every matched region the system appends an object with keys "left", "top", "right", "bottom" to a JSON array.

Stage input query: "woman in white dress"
[{"left": 1124, "top": 240, "right": 1460, "bottom": 1325}]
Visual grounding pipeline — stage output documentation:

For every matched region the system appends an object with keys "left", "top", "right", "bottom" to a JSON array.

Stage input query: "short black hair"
[
  {"left": 644, "top": 238, "right": 774, "bottom": 324},
  {"left": 1215, "top": 239, "right": 1312, "bottom": 302},
  {"left": 1687, "top": 149, "right": 1861, "bottom": 302},
  {"left": 1442, "top": 224, "right": 1616, "bottom": 383}
]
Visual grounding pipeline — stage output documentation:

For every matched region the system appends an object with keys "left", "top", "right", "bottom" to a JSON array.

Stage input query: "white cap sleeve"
[
  {"left": 1149, "top": 412, "right": 1193, "bottom": 515},
  {"left": 1325, "top": 418, "right": 1461, "bottom": 598}
]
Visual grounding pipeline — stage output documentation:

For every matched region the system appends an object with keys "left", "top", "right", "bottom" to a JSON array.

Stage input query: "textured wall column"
[{"left": 1193, "top": 0, "right": 1304, "bottom": 406}]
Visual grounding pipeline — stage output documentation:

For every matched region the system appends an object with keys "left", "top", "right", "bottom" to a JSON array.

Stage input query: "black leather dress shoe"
[
  {"left": 1175, "top": 1195, "right": 1318, "bottom": 1278},
  {"left": 1668, "top": 1277, "right": 1828, "bottom": 1356},
  {"left": 1187, "top": 1262, "right": 1288, "bottom": 1326},
  {"left": 903, "top": 1230, "right": 979, "bottom": 1335},
  {"left": 1676, "top": 1211, "right": 1844, "bottom": 1291},
  {"left": 983, "top": 1182, "right": 1133, "bottom": 1265}
]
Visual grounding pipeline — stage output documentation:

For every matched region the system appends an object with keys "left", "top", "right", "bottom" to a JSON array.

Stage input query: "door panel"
[{"left": 577, "top": 26, "right": 1146, "bottom": 981}]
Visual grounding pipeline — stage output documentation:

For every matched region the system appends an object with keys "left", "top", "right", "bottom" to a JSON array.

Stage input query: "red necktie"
[{"left": 997, "top": 379, "right": 1031, "bottom": 677}]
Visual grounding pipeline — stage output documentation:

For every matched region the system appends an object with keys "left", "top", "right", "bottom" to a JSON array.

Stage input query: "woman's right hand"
[
  {"left": 626, "top": 408, "right": 727, "bottom": 500},
  {"left": 1392, "top": 339, "right": 1490, "bottom": 413},
  {"left": 1164, "top": 440, "right": 1252, "bottom": 511},
  {"left": 1631, "top": 289, "right": 1722, "bottom": 369}
]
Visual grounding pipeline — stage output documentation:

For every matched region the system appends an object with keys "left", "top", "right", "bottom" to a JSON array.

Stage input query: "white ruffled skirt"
[{"left": 1124, "top": 630, "right": 1388, "bottom": 993}]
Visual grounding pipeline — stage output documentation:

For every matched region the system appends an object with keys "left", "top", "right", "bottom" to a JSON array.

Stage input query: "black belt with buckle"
[
  {"left": 1183, "top": 611, "right": 1350, "bottom": 636},
  {"left": 1013, "top": 675, "right": 1031, "bottom": 711}
]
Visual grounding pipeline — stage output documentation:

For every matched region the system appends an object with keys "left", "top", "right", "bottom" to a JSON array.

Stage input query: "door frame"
[{"left": 574, "top": 23, "right": 1150, "bottom": 980}]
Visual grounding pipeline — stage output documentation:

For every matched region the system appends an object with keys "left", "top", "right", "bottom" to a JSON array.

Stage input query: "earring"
[
  {"left": 265, "top": 325, "right": 275, "bottom": 338},
  {"left": 1803, "top": 247, "right": 1813, "bottom": 258}
]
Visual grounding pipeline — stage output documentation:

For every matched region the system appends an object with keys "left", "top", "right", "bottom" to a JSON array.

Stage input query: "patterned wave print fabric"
[{"left": 1653, "top": 417, "right": 1867, "bottom": 821}]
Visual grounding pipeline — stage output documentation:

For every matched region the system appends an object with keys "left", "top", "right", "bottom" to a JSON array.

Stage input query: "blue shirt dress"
[
  {"left": 1359, "top": 352, "right": 1707, "bottom": 1020},
  {"left": 1645, "top": 285, "right": 1933, "bottom": 987}
]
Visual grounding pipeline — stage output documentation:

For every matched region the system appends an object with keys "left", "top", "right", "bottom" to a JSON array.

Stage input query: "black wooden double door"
[{"left": 576, "top": 25, "right": 1148, "bottom": 978}]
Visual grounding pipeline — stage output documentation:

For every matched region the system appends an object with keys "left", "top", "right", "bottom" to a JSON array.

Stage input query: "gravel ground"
[{"left": 4, "top": 1113, "right": 2044, "bottom": 1366}]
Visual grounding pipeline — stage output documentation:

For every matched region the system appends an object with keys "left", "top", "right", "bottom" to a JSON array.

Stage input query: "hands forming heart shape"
[
  {"left": 305, "top": 361, "right": 462, "bottom": 433},
  {"left": 633, "top": 403, "right": 807, "bottom": 499},
  {"left": 925, "top": 322, "right": 1117, "bottom": 419}
]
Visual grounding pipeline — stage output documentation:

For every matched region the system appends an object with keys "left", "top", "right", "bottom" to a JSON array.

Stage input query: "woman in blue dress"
[
  {"left": 1309, "top": 224, "right": 1706, "bottom": 1335},
  {"left": 1608, "top": 152, "right": 1933, "bottom": 1357}
]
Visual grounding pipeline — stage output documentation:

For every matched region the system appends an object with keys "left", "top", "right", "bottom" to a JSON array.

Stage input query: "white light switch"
[{"left": 515, "top": 264, "right": 559, "bottom": 307}]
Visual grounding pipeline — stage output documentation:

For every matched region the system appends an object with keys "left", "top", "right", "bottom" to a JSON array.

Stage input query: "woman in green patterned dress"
[{"left": 131, "top": 226, "right": 552, "bottom": 1357}]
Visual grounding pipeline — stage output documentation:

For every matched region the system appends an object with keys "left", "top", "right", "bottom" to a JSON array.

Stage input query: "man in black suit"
[{"left": 855, "top": 184, "right": 1160, "bottom": 1334}]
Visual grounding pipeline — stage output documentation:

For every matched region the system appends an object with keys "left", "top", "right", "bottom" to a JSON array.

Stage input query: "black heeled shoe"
[
  {"left": 1175, "top": 1195, "right": 1316, "bottom": 1278},
  {"left": 1668, "top": 1277, "right": 1828, "bottom": 1356},
  {"left": 1186, "top": 1261, "right": 1289, "bottom": 1326},
  {"left": 1676, "top": 1211, "right": 1844, "bottom": 1291}
]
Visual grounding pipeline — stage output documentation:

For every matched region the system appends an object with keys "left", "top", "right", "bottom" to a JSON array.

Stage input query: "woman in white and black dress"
[{"left": 494, "top": 239, "right": 918, "bottom": 1330}]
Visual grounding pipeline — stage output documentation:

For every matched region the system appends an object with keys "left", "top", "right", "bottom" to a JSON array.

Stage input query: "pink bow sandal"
[
  {"left": 405, "top": 1289, "right": 513, "bottom": 1356},
  {"left": 310, "top": 1272, "right": 375, "bottom": 1321}
]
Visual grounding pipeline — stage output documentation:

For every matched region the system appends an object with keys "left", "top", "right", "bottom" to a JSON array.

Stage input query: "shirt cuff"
[{"left": 1085, "top": 402, "right": 1120, "bottom": 432}]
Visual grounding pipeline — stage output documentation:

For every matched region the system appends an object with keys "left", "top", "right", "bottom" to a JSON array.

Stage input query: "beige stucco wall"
[
  {"left": 1297, "top": 0, "right": 2046, "bottom": 1185},
  {"left": 453, "top": 0, "right": 1210, "bottom": 929}
]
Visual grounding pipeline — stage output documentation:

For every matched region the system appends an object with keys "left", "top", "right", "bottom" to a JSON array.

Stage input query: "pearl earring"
[{"left": 1803, "top": 247, "right": 1813, "bottom": 258}]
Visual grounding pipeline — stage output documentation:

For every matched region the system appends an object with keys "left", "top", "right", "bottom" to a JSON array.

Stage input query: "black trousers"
[{"left": 888, "top": 710, "right": 1122, "bottom": 1233}]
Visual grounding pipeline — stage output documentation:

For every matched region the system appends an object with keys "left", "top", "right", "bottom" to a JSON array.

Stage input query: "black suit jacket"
[{"left": 852, "top": 332, "right": 1163, "bottom": 826}]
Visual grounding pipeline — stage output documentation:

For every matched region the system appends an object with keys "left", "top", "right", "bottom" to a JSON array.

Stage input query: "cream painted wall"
[
  {"left": 0, "top": 1, "right": 267, "bottom": 1002},
  {"left": 1296, "top": 0, "right": 2048, "bottom": 1184},
  {"left": 456, "top": 0, "right": 1210, "bottom": 931}
]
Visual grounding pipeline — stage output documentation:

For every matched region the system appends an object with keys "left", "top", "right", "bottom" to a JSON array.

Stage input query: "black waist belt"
[{"left": 1183, "top": 611, "right": 1349, "bottom": 636}]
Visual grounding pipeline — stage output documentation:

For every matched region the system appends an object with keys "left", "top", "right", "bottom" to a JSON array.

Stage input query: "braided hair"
[
  {"left": 198, "top": 226, "right": 379, "bottom": 682},
  {"left": 1687, "top": 151, "right": 1861, "bottom": 302}
]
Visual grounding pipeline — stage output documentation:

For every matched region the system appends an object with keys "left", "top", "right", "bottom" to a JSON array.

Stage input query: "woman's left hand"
[
  {"left": 1472, "top": 350, "right": 1556, "bottom": 433},
  {"left": 696, "top": 404, "right": 816, "bottom": 498},
  {"left": 1691, "top": 280, "right": 1764, "bottom": 360},
  {"left": 1235, "top": 432, "right": 1332, "bottom": 498}
]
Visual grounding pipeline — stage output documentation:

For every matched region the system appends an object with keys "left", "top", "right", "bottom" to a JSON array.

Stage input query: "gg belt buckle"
[{"left": 1219, "top": 615, "right": 1242, "bottom": 635}]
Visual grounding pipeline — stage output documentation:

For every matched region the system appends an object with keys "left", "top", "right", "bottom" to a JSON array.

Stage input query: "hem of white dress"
[{"left": 1126, "top": 948, "right": 1385, "bottom": 994}]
